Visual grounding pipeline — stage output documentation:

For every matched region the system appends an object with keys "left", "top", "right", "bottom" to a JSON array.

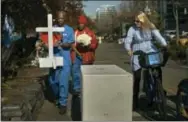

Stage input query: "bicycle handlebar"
[{"left": 133, "top": 47, "right": 168, "bottom": 55}]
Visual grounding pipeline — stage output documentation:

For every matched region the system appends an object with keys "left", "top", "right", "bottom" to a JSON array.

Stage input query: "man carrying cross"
[{"left": 36, "top": 10, "right": 74, "bottom": 115}]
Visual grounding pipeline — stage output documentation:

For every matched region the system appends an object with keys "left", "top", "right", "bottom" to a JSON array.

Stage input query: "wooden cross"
[{"left": 35, "top": 14, "right": 64, "bottom": 69}]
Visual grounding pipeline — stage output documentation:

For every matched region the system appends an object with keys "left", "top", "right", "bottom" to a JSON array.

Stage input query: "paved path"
[
  {"left": 95, "top": 42, "right": 188, "bottom": 120},
  {"left": 37, "top": 42, "right": 188, "bottom": 121}
]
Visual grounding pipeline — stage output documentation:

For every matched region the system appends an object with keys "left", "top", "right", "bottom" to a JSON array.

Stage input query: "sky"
[{"left": 83, "top": 1, "right": 121, "bottom": 17}]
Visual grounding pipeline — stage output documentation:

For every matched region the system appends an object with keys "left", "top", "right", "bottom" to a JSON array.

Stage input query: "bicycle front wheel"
[{"left": 155, "top": 78, "right": 167, "bottom": 120}]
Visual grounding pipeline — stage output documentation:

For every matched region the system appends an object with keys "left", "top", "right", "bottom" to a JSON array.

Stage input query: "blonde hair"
[{"left": 136, "top": 11, "right": 156, "bottom": 30}]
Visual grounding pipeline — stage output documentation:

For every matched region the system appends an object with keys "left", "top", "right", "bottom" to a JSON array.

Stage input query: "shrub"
[{"left": 169, "top": 41, "right": 187, "bottom": 61}]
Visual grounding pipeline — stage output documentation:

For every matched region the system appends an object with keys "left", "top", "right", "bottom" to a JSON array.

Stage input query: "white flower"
[
  {"left": 31, "top": 57, "right": 39, "bottom": 66},
  {"left": 76, "top": 33, "right": 92, "bottom": 46}
]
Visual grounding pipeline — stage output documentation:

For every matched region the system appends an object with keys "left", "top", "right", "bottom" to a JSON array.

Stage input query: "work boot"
[{"left": 59, "top": 105, "right": 67, "bottom": 115}]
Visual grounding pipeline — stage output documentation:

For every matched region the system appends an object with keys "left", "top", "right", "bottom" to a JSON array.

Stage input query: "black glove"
[{"left": 78, "top": 43, "right": 89, "bottom": 48}]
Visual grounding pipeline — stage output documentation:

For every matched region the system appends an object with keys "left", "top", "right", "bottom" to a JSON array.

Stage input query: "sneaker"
[{"left": 59, "top": 105, "right": 67, "bottom": 115}]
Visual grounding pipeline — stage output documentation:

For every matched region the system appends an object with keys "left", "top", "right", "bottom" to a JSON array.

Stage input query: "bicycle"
[
  {"left": 176, "top": 78, "right": 188, "bottom": 120},
  {"left": 133, "top": 48, "right": 169, "bottom": 119}
]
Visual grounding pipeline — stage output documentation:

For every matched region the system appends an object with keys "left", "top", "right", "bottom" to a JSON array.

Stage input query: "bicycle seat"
[{"left": 178, "top": 78, "right": 188, "bottom": 94}]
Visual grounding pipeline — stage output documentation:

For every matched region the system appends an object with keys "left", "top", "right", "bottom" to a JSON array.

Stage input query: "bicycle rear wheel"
[{"left": 155, "top": 78, "right": 167, "bottom": 120}]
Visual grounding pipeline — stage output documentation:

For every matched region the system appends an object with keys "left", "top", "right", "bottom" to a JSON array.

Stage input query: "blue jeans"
[
  {"left": 48, "top": 65, "right": 71, "bottom": 106},
  {"left": 72, "top": 56, "right": 82, "bottom": 92}
]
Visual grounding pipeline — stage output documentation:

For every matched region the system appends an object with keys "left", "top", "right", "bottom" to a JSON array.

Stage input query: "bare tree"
[
  {"left": 118, "top": 0, "right": 162, "bottom": 27},
  {"left": 117, "top": 0, "right": 136, "bottom": 22},
  {"left": 117, "top": 0, "right": 147, "bottom": 23},
  {"left": 172, "top": 0, "right": 180, "bottom": 45},
  {"left": 1, "top": 0, "right": 84, "bottom": 31},
  {"left": 39, "top": 0, "right": 84, "bottom": 28}
]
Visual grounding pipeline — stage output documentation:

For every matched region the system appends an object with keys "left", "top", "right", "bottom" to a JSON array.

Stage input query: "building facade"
[
  {"left": 96, "top": 5, "right": 116, "bottom": 22},
  {"left": 158, "top": 0, "right": 188, "bottom": 32},
  {"left": 96, "top": 5, "right": 117, "bottom": 32}
]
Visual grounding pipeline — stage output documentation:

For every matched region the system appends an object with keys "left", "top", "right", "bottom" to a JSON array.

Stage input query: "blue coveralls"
[
  {"left": 72, "top": 55, "right": 83, "bottom": 92},
  {"left": 48, "top": 24, "right": 74, "bottom": 106}
]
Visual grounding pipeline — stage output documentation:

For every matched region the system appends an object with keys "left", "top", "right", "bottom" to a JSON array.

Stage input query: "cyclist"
[{"left": 124, "top": 11, "right": 168, "bottom": 111}]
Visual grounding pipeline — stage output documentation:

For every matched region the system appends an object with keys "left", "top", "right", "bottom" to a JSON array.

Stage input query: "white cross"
[{"left": 35, "top": 14, "right": 64, "bottom": 69}]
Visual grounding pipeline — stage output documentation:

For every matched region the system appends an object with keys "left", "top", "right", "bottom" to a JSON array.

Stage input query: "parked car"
[
  {"left": 164, "top": 30, "right": 176, "bottom": 41},
  {"left": 179, "top": 35, "right": 188, "bottom": 47},
  {"left": 118, "top": 35, "right": 126, "bottom": 44}
]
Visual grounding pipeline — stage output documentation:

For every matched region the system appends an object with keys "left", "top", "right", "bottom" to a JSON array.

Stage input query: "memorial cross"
[{"left": 35, "top": 14, "right": 64, "bottom": 69}]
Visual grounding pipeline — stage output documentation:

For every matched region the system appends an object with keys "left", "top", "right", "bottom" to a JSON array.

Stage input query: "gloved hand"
[{"left": 78, "top": 42, "right": 89, "bottom": 48}]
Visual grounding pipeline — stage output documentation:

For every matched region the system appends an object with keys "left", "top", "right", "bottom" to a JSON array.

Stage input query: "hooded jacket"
[{"left": 71, "top": 26, "right": 98, "bottom": 64}]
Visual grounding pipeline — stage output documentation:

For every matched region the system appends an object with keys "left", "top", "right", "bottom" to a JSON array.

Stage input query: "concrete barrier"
[{"left": 81, "top": 65, "right": 133, "bottom": 121}]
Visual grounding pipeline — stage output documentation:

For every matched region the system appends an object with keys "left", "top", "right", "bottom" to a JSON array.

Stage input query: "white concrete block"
[
  {"left": 38, "top": 57, "right": 63, "bottom": 68},
  {"left": 81, "top": 65, "right": 133, "bottom": 121}
]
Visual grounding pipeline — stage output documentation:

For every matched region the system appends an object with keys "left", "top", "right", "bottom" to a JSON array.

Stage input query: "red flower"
[{"left": 39, "top": 32, "right": 62, "bottom": 46}]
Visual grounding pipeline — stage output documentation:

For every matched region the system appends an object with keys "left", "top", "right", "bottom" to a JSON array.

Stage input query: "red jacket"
[{"left": 71, "top": 27, "right": 98, "bottom": 64}]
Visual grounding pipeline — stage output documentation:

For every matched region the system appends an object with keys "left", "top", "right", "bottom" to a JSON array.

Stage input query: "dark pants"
[
  {"left": 72, "top": 56, "right": 94, "bottom": 93},
  {"left": 133, "top": 68, "right": 162, "bottom": 108},
  {"left": 71, "top": 56, "right": 93, "bottom": 121}
]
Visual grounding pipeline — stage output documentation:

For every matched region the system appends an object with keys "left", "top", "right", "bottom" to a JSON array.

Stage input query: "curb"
[{"left": 1, "top": 79, "right": 45, "bottom": 121}]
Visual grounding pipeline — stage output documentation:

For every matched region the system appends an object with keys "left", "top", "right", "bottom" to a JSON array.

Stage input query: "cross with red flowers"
[{"left": 35, "top": 14, "right": 64, "bottom": 69}]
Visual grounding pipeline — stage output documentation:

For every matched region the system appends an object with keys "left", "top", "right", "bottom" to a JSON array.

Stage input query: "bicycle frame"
[
  {"left": 143, "top": 67, "right": 161, "bottom": 104},
  {"left": 133, "top": 48, "right": 169, "bottom": 119}
]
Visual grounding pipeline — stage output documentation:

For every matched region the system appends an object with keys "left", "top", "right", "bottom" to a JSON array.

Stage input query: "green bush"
[{"left": 169, "top": 41, "right": 187, "bottom": 60}]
